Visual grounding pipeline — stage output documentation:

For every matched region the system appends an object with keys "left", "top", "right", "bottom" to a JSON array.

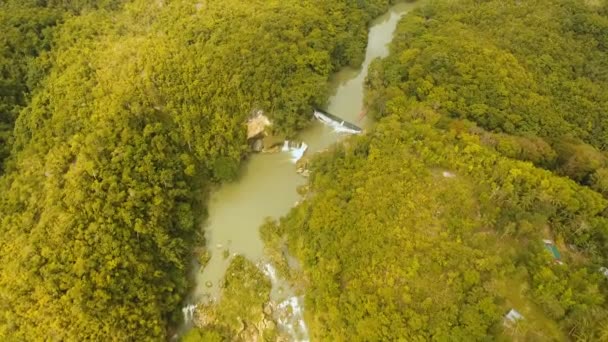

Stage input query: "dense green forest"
[
  {"left": 2, "top": 0, "right": 608, "bottom": 340},
  {"left": 0, "top": 0, "right": 401, "bottom": 339},
  {"left": 0, "top": 1, "right": 125, "bottom": 173},
  {"left": 0, "top": 4, "right": 60, "bottom": 172},
  {"left": 262, "top": 0, "right": 608, "bottom": 340},
  {"left": 367, "top": 0, "right": 608, "bottom": 185},
  {"left": 266, "top": 117, "right": 608, "bottom": 340}
]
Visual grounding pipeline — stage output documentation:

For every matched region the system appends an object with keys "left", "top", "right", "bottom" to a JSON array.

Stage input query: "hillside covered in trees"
[
  {"left": 1, "top": 0, "right": 608, "bottom": 340},
  {"left": 0, "top": 0, "right": 402, "bottom": 339},
  {"left": 266, "top": 117, "right": 608, "bottom": 340},
  {"left": 366, "top": 0, "right": 608, "bottom": 185},
  {"left": 263, "top": 0, "right": 608, "bottom": 341}
]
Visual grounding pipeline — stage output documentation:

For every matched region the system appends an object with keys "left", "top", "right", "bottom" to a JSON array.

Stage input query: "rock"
[
  {"left": 263, "top": 303, "right": 274, "bottom": 316},
  {"left": 296, "top": 167, "right": 310, "bottom": 178},
  {"left": 295, "top": 155, "right": 309, "bottom": 169},
  {"left": 235, "top": 318, "right": 246, "bottom": 335},
  {"left": 251, "top": 139, "right": 264, "bottom": 152},
  {"left": 195, "top": 307, "right": 216, "bottom": 327},
  {"left": 239, "top": 325, "right": 259, "bottom": 342},
  {"left": 266, "top": 320, "right": 275, "bottom": 331},
  {"left": 256, "top": 317, "right": 275, "bottom": 332},
  {"left": 247, "top": 112, "right": 272, "bottom": 139},
  {"left": 276, "top": 334, "right": 290, "bottom": 342},
  {"left": 262, "top": 145, "right": 281, "bottom": 154}
]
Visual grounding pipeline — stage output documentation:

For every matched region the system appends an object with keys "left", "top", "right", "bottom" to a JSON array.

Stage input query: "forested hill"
[
  {"left": 0, "top": 5, "right": 58, "bottom": 172},
  {"left": 263, "top": 0, "right": 608, "bottom": 341},
  {"left": 266, "top": 117, "right": 608, "bottom": 340},
  {"left": 0, "top": 2, "right": 127, "bottom": 173},
  {"left": 367, "top": 0, "right": 608, "bottom": 185},
  {"left": 0, "top": 0, "right": 399, "bottom": 339},
  {"left": 2, "top": 0, "right": 607, "bottom": 340}
]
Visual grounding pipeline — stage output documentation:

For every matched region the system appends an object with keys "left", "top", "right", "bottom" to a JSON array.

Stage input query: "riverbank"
[{"left": 179, "top": 2, "right": 420, "bottom": 340}]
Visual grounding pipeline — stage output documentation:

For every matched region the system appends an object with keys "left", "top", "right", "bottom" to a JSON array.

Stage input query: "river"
[{"left": 183, "top": 1, "right": 418, "bottom": 339}]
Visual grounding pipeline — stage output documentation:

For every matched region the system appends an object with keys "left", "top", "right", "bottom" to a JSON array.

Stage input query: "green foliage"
[
  {"left": 591, "top": 168, "right": 608, "bottom": 196},
  {"left": 192, "top": 256, "right": 275, "bottom": 341},
  {"left": 0, "top": 0, "right": 397, "bottom": 339},
  {"left": 214, "top": 256, "right": 271, "bottom": 328},
  {"left": 489, "top": 133, "right": 558, "bottom": 169},
  {"left": 554, "top": 139, "right": 607, "bottom": 183},
  {"left": 0, "top": 3, "right": 63, "bottom": 171},
  {"left": 268, "top": 0, "right": 608, "bottom": 340},
  {"left": 3, "top": 0, "right": 606, "bottom": 340},
  {"left": 182, "top": 328, "right": 223, "bottom": 342},
  {"left": 366, "top": 0, "right": 608, "bottom": 182},
  {"left": 2, "top": 0, "right": 126, "bottom": 12},
  {"left": 212, "top": 157, "right": 239, "bottom": 183},
  {"left": 269, "top": 115, "right": 608, "bottom": 340}
]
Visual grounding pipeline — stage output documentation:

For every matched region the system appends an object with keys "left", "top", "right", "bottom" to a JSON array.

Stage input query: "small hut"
[{"left": 504, "top": 309, "right": 524, "bottom": 326}]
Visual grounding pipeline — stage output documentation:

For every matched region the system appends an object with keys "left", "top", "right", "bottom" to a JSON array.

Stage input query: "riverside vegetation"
[
  {"left": 263, "top": 0, "right": 608, "bottom": 341},
  {"left": 0, "top": 0, "right": 407, "bottom": 340},
  {"left": 1, "top": 0, "right": 608, "bottom": 341}
]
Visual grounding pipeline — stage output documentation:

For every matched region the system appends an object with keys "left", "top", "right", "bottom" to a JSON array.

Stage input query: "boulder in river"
[
  {"left": 295, "top": 154, "right": 309, "bottom": 169},
  {"left": 263, "top": 145, "right": 281, "bottom": 154},
  {"left": 250, "top": 135, "right": 293, "bottom": 154},
  {"left": 251, "top": 139, "right": 264, "bottom": 152},
  {"left": 247, "top": 111, "right": 272, "bottom": 139},
  {"left": 296, "top": 168, "right": 310, "bottom": 178}
]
